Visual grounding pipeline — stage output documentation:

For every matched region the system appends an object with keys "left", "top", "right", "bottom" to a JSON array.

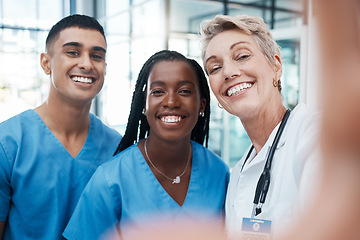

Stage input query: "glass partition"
[{"left": 0, "top": 0, "right": 69, "bottom": 122}]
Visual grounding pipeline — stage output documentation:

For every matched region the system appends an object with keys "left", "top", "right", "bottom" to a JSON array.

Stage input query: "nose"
[
  {"left": 78, "top": 54, "right": 94, "bottom": 72},
  {"left": 162, "top": 91, "right": 180, "bottom": 108},
  {"left": 223, "top": 60, "right": 240, "bottom": 81}
]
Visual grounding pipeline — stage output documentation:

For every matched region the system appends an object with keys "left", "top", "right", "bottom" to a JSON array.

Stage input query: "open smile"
[
  {"left": 226, "top": 82, "right": 254, "bottom": 97},
  {"left": 159, "top": 114, "right": 186, "bottom": 124},
  {"left": 71, "top": 75, "right": 96, "bottom": 84}
]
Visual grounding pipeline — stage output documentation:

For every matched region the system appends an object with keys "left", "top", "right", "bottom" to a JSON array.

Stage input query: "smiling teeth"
[
  {"left": 227, "top": 82, "right": 253, "bottom": 96},
  {"left": 161, "top": 116, "right": 181, "bottom": 123},
  {"left": 72, "top": 76, "right": 93, "bottom": 84}
]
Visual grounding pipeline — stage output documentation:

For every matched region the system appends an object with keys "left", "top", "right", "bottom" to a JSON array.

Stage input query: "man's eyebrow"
[
  {"left": 93, "top": 46, "right": 106, "bottom": 53},
  {"left": 62, "top": 42, "right": 106, "bottom": 53},
  {"left": 62, "top": 42, "right": 82, "bottom": 48}
]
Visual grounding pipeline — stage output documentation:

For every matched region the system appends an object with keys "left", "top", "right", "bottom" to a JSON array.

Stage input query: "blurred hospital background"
[{"left": 0, "top": 0, "right": 320, "bottom": 167}]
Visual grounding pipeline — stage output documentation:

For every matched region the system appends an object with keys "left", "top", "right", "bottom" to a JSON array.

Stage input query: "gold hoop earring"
[
  {"left": 273, "top": 77, "right": 278, "bottom": 87},
  {"left": 218, "top": 103, "right": 223, "bottom": 109}
]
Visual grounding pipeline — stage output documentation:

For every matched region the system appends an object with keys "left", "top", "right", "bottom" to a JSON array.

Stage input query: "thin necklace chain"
[{"left": 144, "top": 138, "right": 191, "bottom": 184}]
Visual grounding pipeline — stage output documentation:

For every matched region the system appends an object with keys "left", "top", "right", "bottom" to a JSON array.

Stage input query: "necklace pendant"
[{"left": 172, "top": 176, "right": 181, "bottom": 184}]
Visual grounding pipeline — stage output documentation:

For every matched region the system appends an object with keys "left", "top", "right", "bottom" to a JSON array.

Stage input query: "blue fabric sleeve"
[
  {"left": 0, "top": 143, "right": 11, "bottom": 221},
  {"left": 63, "top": 166, "right": 120, "bottom": 240}
]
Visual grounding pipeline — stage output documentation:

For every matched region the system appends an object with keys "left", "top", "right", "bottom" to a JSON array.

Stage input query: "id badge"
[{"left": 240, "top": 217, "right": 272, "bottom": 240}]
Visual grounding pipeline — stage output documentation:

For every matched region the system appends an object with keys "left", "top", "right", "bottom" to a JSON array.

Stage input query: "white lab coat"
[{"left": 225, "top": 103, "right": 322, "bottom": 239}]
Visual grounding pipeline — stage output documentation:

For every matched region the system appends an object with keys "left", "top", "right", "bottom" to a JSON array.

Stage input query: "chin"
[{"left": 230, "top": 104, "right": 259, "bottom": 119}]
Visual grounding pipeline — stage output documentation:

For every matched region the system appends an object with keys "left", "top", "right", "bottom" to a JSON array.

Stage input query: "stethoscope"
[{"left": 241, "top": 109, "right": 291, "bottom": 218}]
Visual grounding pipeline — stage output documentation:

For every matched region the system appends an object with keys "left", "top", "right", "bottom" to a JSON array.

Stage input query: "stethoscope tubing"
[{"left": 241, "top": 109, "right": 291, "bottom": 218}]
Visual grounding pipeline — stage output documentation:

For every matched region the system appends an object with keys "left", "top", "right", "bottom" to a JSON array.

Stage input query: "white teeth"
[
  {"left": 227, "top": 82, "right": 253, "bottom": 96},
  {"left": 72, "top": 76, "right": 93, "bottom": 84},
  {"left": 161, "top": 116, "right": 182, "bottom": 123}
]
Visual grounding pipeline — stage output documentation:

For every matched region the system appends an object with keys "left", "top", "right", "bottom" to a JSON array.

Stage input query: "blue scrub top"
[
  {"left": 0, "top": 110, "right": 122, "bottom": 240},
  {"left": 63, "top": 141, "right": 230, "bottom": 240}
]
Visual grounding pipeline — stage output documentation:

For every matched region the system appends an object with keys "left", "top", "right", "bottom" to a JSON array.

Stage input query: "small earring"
[
  {"left": 218, "top": 103, "right": 223, "bottom": 109},
  {"left": 142, "top": 109, "right": 145, "bottom": 115},
  {"left": 199, "top": 112, "right": 205, "bottom": 117},
  {"left": 273, "top": 77, "right": 278, "bottom": 87}
]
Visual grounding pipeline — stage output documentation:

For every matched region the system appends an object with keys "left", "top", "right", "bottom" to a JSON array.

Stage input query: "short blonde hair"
[{"left": 200, "top": 14, "right": 281, "bottom": 68}]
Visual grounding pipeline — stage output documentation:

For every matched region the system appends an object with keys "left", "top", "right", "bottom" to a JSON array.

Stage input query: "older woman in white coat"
[{"left": 200, "top": 15, "right": 321, "bottom": 238}]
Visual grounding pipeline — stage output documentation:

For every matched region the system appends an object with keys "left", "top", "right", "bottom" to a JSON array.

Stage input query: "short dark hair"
[
  {"left": 114, "top": 50, "right": 211, "bottom": 155},
  {"left": 45, "top": 14, "right": 106, "bottom": 51}
]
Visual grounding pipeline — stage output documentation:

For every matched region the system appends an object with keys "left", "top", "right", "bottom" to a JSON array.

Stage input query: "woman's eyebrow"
[
  {"left": 205, "top": 41, "right": 250, "bottom": 64},
  {"left": 177, "top": 80, "right": 195, "bottom": 86},
  {"left": 149, "top": 80, "right": 166, "bottom": 87},
  {"left": 230, "top": 41, "right": 249, "bottom": 50}
]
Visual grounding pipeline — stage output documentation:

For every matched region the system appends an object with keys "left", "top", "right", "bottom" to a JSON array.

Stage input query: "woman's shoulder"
[
  {"left": 101, "top": 144, "right": 140, "bottom": 170},
  {"left": 191, "top": 141, "right": 229, "bottom": 171},
  {"left": 289, "top": 103, "right": 321, "bottom": 126},
  {"left": 191, "top": 141, "right": 219, "bottom": 158},
  {"left": 95, "top": 144, "right": 142, "bottom": 186},
  {"left": 285, "top": 103, "right": 321, "bottom": 141},
  {"left": 284, "top": 104, "right": 322, "bottom": 167}
]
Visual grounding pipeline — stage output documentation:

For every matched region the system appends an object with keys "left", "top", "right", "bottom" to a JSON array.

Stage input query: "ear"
[
  {"left": 199, "top": 98, "right": 206, "bottom": 114},
  {"left": 40, "top": 53, "right": 51, "bottom": 75},
  {"left": 273, "top": 54, "right": 282, "bottom": 80}
]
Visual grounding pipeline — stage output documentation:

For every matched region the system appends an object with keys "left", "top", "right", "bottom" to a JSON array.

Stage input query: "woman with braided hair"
[
  {"left": 115, "top": 50, "right": 211, "bottom": 153},
  {"left": 63, "top": 50, "right": 229, "bottom": 240}
]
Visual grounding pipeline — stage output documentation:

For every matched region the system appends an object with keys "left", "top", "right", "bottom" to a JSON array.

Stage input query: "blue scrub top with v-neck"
[
  {"left": 0, "top": 110, "right": 122, "bottom": 240},
  {"left": 63, "top": 141, "right": 230, "bottom": 240}
]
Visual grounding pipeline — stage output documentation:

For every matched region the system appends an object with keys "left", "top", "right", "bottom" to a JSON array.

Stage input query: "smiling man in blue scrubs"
[{"left": 0, "top": 14, "right": 121, "bottom": 240}]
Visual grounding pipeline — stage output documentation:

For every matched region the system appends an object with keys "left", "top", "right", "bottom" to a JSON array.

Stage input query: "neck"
[
  {"left": 144, "top": 137, "right": 192, "bottom": 169},
  {"left": 35, "top": 95, "right": 91, "bottom": 137},
  {"left": 241, "top": 104, "right": 286, "bottom": 153}
]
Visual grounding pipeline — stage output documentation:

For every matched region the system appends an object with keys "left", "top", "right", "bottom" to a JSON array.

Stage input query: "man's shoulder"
[
  {"left": 89, "top": 113, "right": 122, "bottom": 140},
  {"left": 0, "top": 110, "right": 38, "bottom": 165},
  {"left": 0, "top": 109, "right": 35, "bottom": 132}
]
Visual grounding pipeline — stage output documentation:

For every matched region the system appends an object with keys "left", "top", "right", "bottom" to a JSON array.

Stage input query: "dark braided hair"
[
  {"left": 187, "top": 58, "right": 210, "bottom": 145},
  {"left": 114, "top": 50, "right": 211, "bottom": 155}
]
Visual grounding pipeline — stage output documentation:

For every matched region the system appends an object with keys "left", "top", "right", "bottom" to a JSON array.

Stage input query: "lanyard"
[{"left": 241, "top": 109, "right": 291, "bottom": 218}]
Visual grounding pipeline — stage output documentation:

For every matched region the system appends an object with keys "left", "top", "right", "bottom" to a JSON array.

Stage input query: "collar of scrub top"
[{"left": 241, "top": 109, "right": 291, "bottom": 218}]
